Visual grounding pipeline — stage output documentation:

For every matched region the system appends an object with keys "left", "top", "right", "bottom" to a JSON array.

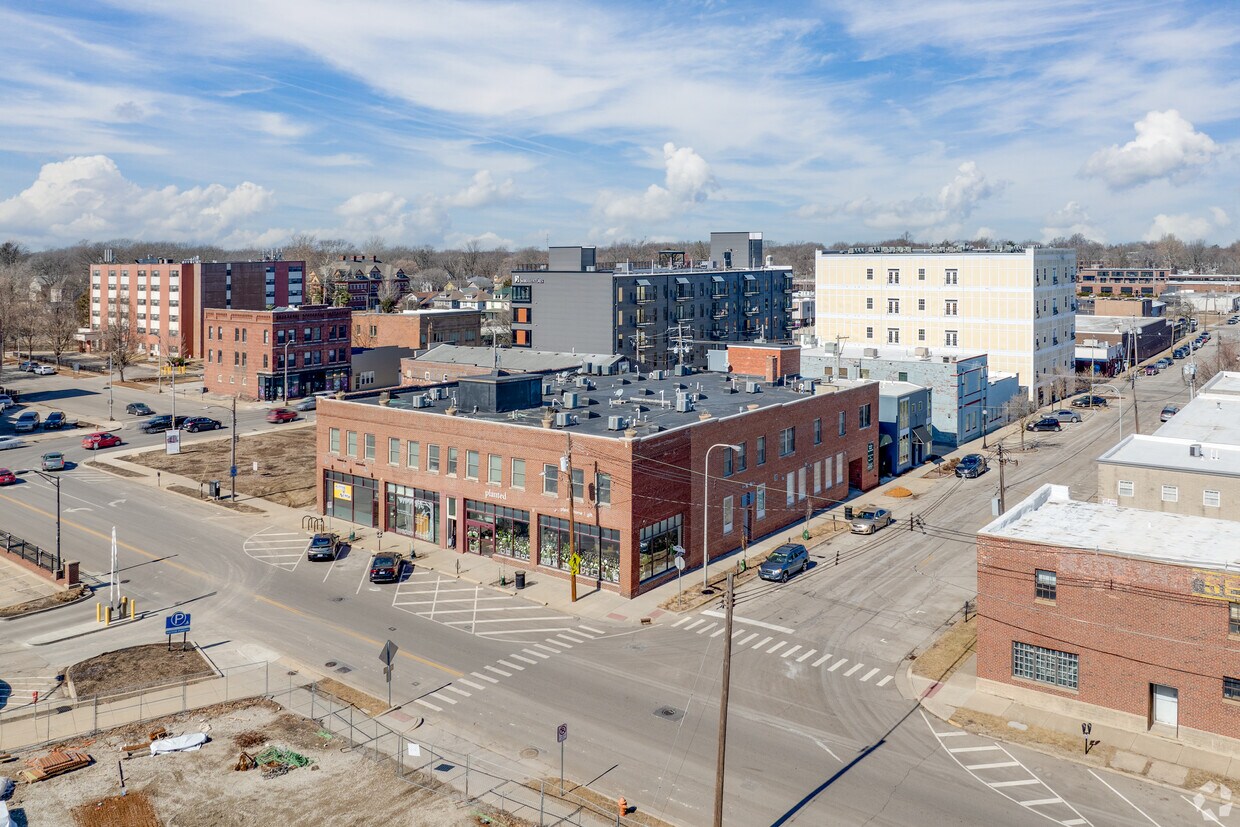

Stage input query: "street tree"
[
  {"left": 102, "top": 312, "right": 140, "bottom": 381},
  {"left": 45, "top": 301, "right": 81, "bottom": 365}
]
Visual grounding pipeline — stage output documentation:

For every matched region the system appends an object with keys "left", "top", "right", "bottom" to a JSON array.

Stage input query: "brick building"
[
  {"left": 352, "top": 309, "right": 482, "bottom": 350},
  {"left": 400, "top": 345, "right": 626, "bottom": 388},
  {"left": 977, "top": 483, "right": 1240, "bottom": 747},
  {"left": 316, "top": 369, "right": 879, "bottom": 598},
  {"left": 203, "top": 305, "right": 352, "bottom": 401},
  {"left": 310, "top": 255, "right": 411, "bottom": 310}
]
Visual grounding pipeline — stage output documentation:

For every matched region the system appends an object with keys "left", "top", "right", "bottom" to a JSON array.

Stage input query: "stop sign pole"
[
  {"left": 379, "top": 640, "right": 398, "bottom": 708},
  {"left": 557, "top": 722, "right": 568, "bottom": 793}
]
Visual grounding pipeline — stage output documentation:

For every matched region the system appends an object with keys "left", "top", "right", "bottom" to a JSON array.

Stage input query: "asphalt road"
[{"left": 0, "top": 340, "right": 1229, "bottom": 826}]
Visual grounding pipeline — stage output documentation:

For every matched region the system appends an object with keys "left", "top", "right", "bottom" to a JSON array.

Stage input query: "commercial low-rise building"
[
  {"left": 352, "top": 309, "right": 482, "bottom": 350},
  {"left": 400, "top": 345, "right": 627, "bottom": 388},
  {"left": 977, "top": 483, "right": 1240, "bottom": 747},
  {"left": 877, "top": 381, "right": 932, "bottom": 476},
  {"left": 1075, "top": 315, "right": 1173, "bottom": 366},
  {"left": 316, "top": 368, "right": 880, "bottom": 597}
]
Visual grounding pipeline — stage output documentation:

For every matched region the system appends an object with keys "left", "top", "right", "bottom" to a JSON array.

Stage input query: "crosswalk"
[
  {"left": 923, "top": 711, "right": 1092, "bottom": 826},
  {"left": 670, "top": 613, "right": 895, "bottom": 690},
  {"left": 412, "top": 627, "right": 607, "bottom": 712},
  {"left": 242, "top": 527, "right": 307, "bottom": 571},
  {"left": 392, "top": 569, "right": 601, "bottom": 640}
]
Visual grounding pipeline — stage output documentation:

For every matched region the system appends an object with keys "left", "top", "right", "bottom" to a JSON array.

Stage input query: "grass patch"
[
  {"left": 0, "top": 584, "right": 89, "bottom": 618},
  {"left": 314, "top": 678, "right": 389, "bottom": 717},
  {"left": 949, "top": 707, "right": 1116, "bottom": 769},
  {"left": 84, "top": 461, "right": 145, "bottom": 478},
  {"left": 527, "top": 777, "right": 676, "bottom": 827},
  {"left": 166, "top": 484, "right": 265, "bottom": 513},
  {"left": 911, "top": 615, "right": 976, "bottom": 682},
  {"left": 68, "top": 642, "right": 215, "bottom": 700}
]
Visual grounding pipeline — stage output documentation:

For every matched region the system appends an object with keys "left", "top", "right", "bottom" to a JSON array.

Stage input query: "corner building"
[{"left": 316, "top": 369, "right": 879, "bottom": 598}]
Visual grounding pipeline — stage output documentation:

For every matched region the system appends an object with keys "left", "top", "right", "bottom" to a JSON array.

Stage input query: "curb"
[
  {"left": 27, "top": 613, "right": 147, "bottom": 646},
  {"left": 0, "top": 586, "right": 93, "bottom": 622}
]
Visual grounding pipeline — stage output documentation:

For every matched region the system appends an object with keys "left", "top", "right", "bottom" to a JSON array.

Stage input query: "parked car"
[
  {"left": 757, "top": 543, "right": 808, "bottom": 582},
  {"left": 266, "top": 407, "right": 297, "bottom": 423},
  {"left": 43, "top": 411, "right": 67, "bottom": 430},
  {"left": 126, "top": 402, "right": 154, "bottom": 416},
  {"left": 306, "top": 532, "right": 343, "bottom": 561},
  {"left": 0, "top": 468, "right": 15, "bottom": 485},
  {"left": 850, "top": 507, "right": 893, "bottom": 535},
  {"left": 368, "top": 554, "right": 404, "bottom": 583},
  {"left": 1173, "top": 347, "right": 1190, "bottom": 359},
  {"left": 1155, "top": 358, "right": 1173, "bottom": 369},
  {"left": 0, "top": 436, "right": 25, "bottom": 451},
  {"left": 1071, "top": 395, "right": 1108, "bottom": 408},
  {"left": 32, "top": 364, "right": 56, "bottom": 375},
  {"left": 1051, "top": 410, "right": 1082, "bottom": 423},
  {"left": 13, "top": 411, "right": 41, "bottom": 432},
  {"left": 40, "top": 451, "right": 65, "bottom": 471},
  {"left": 17, "top": 361, "right": 37, "bottom": 372},
  {"left": 183, "top": 416, "right": 222, "bottom": 432},
  {"left": 140, "top": 415, "right": 188, "bottom": 433},
  {"left": 293, "top": 396, "right": 317, "bottom": 411},
  {"left": 1143, "top": 365, "right": 1160, "bottom": 376},
  {"left": 955, "top": 454, "right": 989, "bottom": 478},
  {"left": 1229, "top": 317, "right": 1239, "bottom": 325},
  {"left": 1161, "top": 405, "right": 1180, "bottom": 422},
  {"left": 1026, "top": 416, "right": 1063, "bottom": 432},
  {"left": 81, "top": 432, "right": 122, "bottom": 450},
  {"left": 0, "top": 394, "right": 12, "bottom": 410}
]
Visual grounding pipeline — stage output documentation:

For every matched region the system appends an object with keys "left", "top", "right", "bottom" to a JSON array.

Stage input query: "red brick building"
[
  {"left": 352, "top": 309, "right": 482, "bottom": 351},
  {"left": 316, "top": 370, "right": 879, "bottom": 598},
  {"left": 977, "top": 483, "right": 1240, "bottom": 746},
  {"left": 727, "top": 342, "right": 801, "bottom": 382},
  {"left": 203, "top": 305, "right": 352, "bottom": 401}
]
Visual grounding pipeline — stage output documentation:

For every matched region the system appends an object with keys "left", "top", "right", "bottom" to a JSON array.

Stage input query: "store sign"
[
  {"left": 333, "top": 482, "right": 354, "bottom": 502},
  {"left": 1191, "top": 569, "right": 1240, "bottom": 602},
  {"left": 484, "top": 489, "right": 508, "bottom": 501}
]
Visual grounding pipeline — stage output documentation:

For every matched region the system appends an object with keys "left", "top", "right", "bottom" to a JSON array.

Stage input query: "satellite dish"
[{"left": 614, "top": 388, "right": 624, "bottom": 398}]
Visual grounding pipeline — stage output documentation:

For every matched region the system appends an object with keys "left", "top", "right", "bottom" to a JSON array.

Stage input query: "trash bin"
[
  {"left": 843, "top": 506, "right": 854, "bottom": 520},
  {"left": 514, "top": 570, "right": 526, "bottom": 590},
  {"left": 208, "top": 480, "right": 220, "bottom": 499}
]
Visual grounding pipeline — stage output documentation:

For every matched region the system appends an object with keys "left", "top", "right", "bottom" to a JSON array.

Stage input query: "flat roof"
[
  {"left": 980, "top": 484, "right": 1240, "bottom": 570},
  {"left": 1152, "top": 372, "right": 1240, "bottom": 444},
  {"left": 1098, "top": 434, "right": 1240, "bottom": 477},
  {"left": 344, "top": 370, "right": 873, "bottom": 439},
  {"left": 878, "top": 380, "right": 926, "bottom": 397},
  {"left": 410, "top": 345, "right": 624, "bottom": 374},
  {"left": 815, "top": 245, "right": 1067, "bottom": 257},
  {"left": 1075, "top": 316, "right": 1165, "bottom": 333},
  {"left": 802, "top": 343, "right": 987, "bottom": 362}
]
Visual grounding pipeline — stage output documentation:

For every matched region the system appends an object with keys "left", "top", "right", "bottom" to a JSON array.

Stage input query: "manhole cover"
[
  {"left": 520, "top": 748, "right": 540, "bottom": 759},
  {"left": 654, "top": 706, "right": 684, "bottom": 722},
  {"left": 324, "top": 661, "right": 338, "bottom": 668},
  {"left": 335, "top": 666, "right": 352, "bottom": 674}
]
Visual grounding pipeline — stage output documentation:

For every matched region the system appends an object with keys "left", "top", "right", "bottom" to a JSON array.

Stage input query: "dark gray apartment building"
[{"left": 510, "top": 232, "right": 794, "bottom": 370}]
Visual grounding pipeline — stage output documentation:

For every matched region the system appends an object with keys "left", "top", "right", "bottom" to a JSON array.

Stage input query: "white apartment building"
[{"left": 814, "top": 246, "right": 1077, "bottom": 404}]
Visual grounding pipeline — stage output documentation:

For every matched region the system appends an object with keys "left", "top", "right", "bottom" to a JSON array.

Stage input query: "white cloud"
[
  {"left": 445, "top": 170, "right": 516, "bottom": 209},
  {"left": 0, "top": 155, "right": 274, "bottom": 244},
  {"left": 1081, "top": 110, "right": 1219, "bottom": 189},
  {"left": 253, "top": 112, "right": 309, "bottom": 139},
  {"left": 444, "top": 230, "right": 515, "bottom": 250},
  {"left": 307, "top": 153, "right": 370, "bottom": 168},
  {"left": 1143, "top": 208, "right": 1231, "bottom": 242},
  {"left": 596, "top": 142, "right": 718, "bottom": 237},
  {"left": 1041, "top": 201, "right": 1106, "bottom": 243},
  {"left": 334, "top": 190, "right": 449, "bottom": 240}
]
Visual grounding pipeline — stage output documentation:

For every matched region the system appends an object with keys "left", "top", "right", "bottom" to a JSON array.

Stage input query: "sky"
[{"left": 0, "top": 0, "right": 1237, "bottom": 251}]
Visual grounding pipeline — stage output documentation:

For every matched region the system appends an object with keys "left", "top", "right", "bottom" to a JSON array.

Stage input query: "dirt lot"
[
  {"left": 123, "top": 427, "right": 317, "bottom": 508},
  {"left": 910, "top": 615, "right": 976, "bottom": 682},
  {"left": 68, "top": 644, "right": 215, "bottom": 700},
  {"left": 6, "top": 699, "right": 529, "bottom": 826}
]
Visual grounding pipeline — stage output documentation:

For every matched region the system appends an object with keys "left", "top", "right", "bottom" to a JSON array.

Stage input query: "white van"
[{"left": 14, "top": 410, "right": 41, "bottom": 432}]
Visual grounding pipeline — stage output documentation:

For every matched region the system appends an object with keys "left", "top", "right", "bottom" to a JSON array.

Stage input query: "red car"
[
  {"left": 266, "top": 407, "right": 297, "bottom": 423},
  {"left": 0, "top": 468, "right": 16, "bottom": 485},
  {"left": 82, "top": 432, "right": 122, "bottom": 450}
]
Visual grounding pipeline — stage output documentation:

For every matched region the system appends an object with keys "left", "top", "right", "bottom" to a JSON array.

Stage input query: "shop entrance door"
[{"left": 466, "top": 518, "right": 495, "bottom": 556}]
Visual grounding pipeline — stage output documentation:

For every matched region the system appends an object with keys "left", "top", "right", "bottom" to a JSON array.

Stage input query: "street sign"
[
  {"left": 229, "top": 465, "right": 238, "bottom": 478},
  {"left": 164, "top": 430, "right": 181, "bottom": 456},
  {"left": 557, "top": 723, "right": 568, "bottom": 743},
  {"left": 379, "top": 639, "right": 398, "bottom": 666},
  {"left": 568, "top": 554, "right": 582, "bottom": 575},
  {"left": 675, "top": 556, "right": 685, "bottom": 571},
  {"left": 165, "top": 611, "right": 191, "bottom": 635}
]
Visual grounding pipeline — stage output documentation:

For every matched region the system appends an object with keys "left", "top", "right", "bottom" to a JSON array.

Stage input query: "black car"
[
  {"left": 126, "top": 402, "right": 154, "bottom": 416},
  {"left": 140, "top": 415, "right": 188, "bottom": 433},
  {"left": 183, "top": 416, "right": 222, "bottom": 432},
  {"left": 757, "top": 543, "right": 808, "bottom": 583},
  {"left": 1071, "top": 395, "right": 1108, "bottom": 408},
  {"left": 955, "top": 454, "right": 989, "bottom": 478},
  {"left": 1026, "top": 417, "right": 1063, "bottom": 432},
  {"left": 43, "top": 411, "right": 68, "bottom": 430},
  {"left": 369, "top": 554, "right": 403, "bottom": 583},
  {"left": 306, "top": 532, "right": 343, "bottom": 561}
]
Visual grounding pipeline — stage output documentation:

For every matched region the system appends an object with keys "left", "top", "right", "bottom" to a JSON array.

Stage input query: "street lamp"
[
  {"left": 16, "top": 469, "right": 61, "bottom": 577},
  {"left": 205, "top": 396, "right": 238, "bottom": 501},
  {"left": 283, "top": 339, "right": 293, "bottom": 403},
  {"left": 703, "top": 443, "right": 742, "bottom": 590}
]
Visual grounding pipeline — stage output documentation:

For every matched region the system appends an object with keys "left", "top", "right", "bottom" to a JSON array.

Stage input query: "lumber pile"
[{"left": 19, "top": 749, "right": 91, "bottom": 782}]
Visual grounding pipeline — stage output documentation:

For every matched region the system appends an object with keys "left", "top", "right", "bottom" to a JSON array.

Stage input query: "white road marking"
[
  {"left": 415, "top": 699, "right": 442, "bottom": 712},
  {"left": 522, "top": 648, "right": 550, "bottom": 660},
  {"left": 934, "top": 731, "right": 967, "bottom": 738},
  {"left": 443, "top": 686, "right": 471, "bottom": 697},
  {"left": 696, "top": 622, "right": 717, "bottom": 635},
  {"left": 751, "top": 635, "right": 773, "bottom": 650},
  {"left": 484, "top": 665, "right": 512, "bottom": 677},
  {"left": 949, "top": 745, "right": 1003, "bottom": 754},
  {"left": 766, "top": 640, "right": 788, "bottom": 655},
  {"left": 495, "top": 659, "right": 524, "bottom": 671},
  {"left": 444, "top": 616, "right": 569, "bottom": 625},
  {"left": 551, "top": 635, "right": 578, "bottom": 647},
  {"left": 532, "top": 644, "right": 559, "bottom": 654},
  {"left": 701, "top": 610, "right": 794, "bottom": 634},
  {"left": 542, "top": 639, "right": 571, "bottom": 649},
  {"left": 796, "top": 649, "right": 817, "bottom": 663},
  {"left": 811, "top": 653, "right": 832, "bottom": 667},
  {"left": 477, "top": 628, "right": 583, "bottom": 636},
  {"left": 578, "top": 625, "right": 606, "bottom": 635},
  {"left": 471, "top": 672, "right": 499, "bottom": 684},
  {"left": 731, "top": 630, "right": 746, "bottom": 639},
  {"left": 781, "top": 645, "right": 802, "bottom": 659},
  {"left": 1086, "top": 769, "right": 1165, "bottom": 827},
  {"left": 966, "top": 761, "right": 1020, "bottom": 770},
  {"left": 736, "top": 632, "right": 758, "bottom": 646},
  {"left": 828, "top": 658, "right": 848, "bottom": 672},
  {"left": 859, "top": 667, "right": 880, "bottom": 682},
  {"left": 877, "top": 676, "right": 893, "bottom": 687},
  {"left": 683, "top": 619, "right": 705, "bottom": 631},
  {"left": 432, "top": 693, "right": 457, "bottom": 705},
  {"left": 510, "top": 654, "right": 538, "bottom": 665},
  {"left": 989, "top": 779, "right": 1041, "bottom": 788},
  {"left": 459, "top": 679, "right": 486, "bottom": 690},
  {"left": 710, "top": 628, "right": 726, "bottom": 638},
  {"left": 556, "top": 629, "right": 594, "bottom": 641},
  {"left": 1020, "top": 798, "right": 1064, "bottom": 808},
  {"left": 844, "top": 663, "right": 864, "bottom": 677},
  {"left": 672, "top": 616, "right": 691, "bottom": 627}
]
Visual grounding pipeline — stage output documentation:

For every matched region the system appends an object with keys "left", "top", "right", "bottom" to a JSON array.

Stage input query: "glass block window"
[{"left": 1012, "top": 641, "right": 1078, "bottom": 689}]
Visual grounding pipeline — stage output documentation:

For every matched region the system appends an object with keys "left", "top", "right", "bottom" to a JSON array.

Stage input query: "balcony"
[
  {"left": 712, "top": 305, "right": 729, "bottom": 319},
  {"left": 635, "top": 311, "right": 656, "bottom": 327},
  {"left": 711, "top": 278, "right": 728, "bottom": 298},
  {"left": 709, "top": 327, "right": 728, "bottom": 340},
  {"left": 743, "top": 281, "right": 759, "bottom": 297},
  {"left": 783, "top": 277, "right": 794, "bottom": 293},
  {"left": 674, "top": 308, "right": 695, "bottom": 322},
  {"left": 743, "top": 306, "right": 760, "bottom": 316}
]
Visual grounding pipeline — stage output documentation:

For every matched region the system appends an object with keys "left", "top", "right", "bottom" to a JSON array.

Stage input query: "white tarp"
[
  {"left": 150, "top": 732, "right": 208, "bottom": 755},
  {"left": 1, "top": 801, "right": 12, "bottom": 827}
]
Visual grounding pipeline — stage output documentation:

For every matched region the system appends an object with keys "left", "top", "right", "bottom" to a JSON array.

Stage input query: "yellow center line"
[{"left": 1, "top": 492, "right": 463, "bottom": 679}]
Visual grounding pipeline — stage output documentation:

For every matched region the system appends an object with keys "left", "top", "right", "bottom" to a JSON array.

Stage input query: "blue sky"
[{"left": 0, "top": 0, "right": 1237, "bottom": 250}]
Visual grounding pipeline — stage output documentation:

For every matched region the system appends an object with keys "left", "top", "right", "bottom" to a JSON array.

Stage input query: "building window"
[
  {"left": 866, "top": 297, "right": 874, "bottom": 310},
  {"left": 918, "top": 268, "right": 925, "bottom": 281},
  {"left": 779, "top": 427, "right": 795, "bottom": 457},
  {"left": 427, "top": 444, "right": 440, "bottom": 473},
  {"left": 918, "top": 329, "right": 926, "bottom": 341},
  {"left": 917, "top": 298, "right": 926, "bottom": 311},
  {"left": 543, "top": 464, "right": 558, "bottom": 495},
  {"left": 234, "top": 352, "right": 240, "bottom": 366},
  {"left": 1035, "top": 569, "right": 1057, "bottom": 601},
  {"left": 262, "top": 354, "right": 268, "bottom": 368},
  {"left": 234, "top": 328, "right": 239, "bottom": 341},
  {"left": 1205, "top": 489, "right": 1222, "bottom": 508},
  {"left": 865, "top": 326, "right": 873, "bottom": 339},
  {"left": 859, "top": 404, "right": 872, "bottom": 428},
  {"left": 346, "top": 431, "right": 357, "bottom": 457},
  {"left": 364, "top": 433, "right": 375, "bottom": 460},
  {"left": 756, "top": 484, "right": 766, "bottom": 519},
  {"left": 263, "top": 330, "right": 269, "bottom": 344},
  {"left": 723, "top": 449, "right": 734, "bottom": 477},
  {"left": 945, "top": 330, "right": 958, "bottom": 346},
  {"left": 1225, "top": 677, "right": 1240, "bottom": 701},
  {"left": 735, "top": 441, "right": 747, "bottom": 472},
  {"left": 208, "top": 327, "right": 213, "bottom": 340},
  {"left": 887, "top": 269, "right": 899, "bottom": 285},
  {"left": 571, "top": 468, "right": 585, "bottom": 501},
  {"left": 865, "top": 268, "right": 873, "bottom": 281},
  {"left": 387, "top": 438, "right": 400, "bottom": 465},
  {"left": 887, "top": 328, "right": 900, "bottom": 343},
  {"left": 407, "top": 441, "right": 420, "bottom": 470},
  {"left": 1012, "top": 641, "right": 1078, "bottom": 689},
  {"left": 241, "top": 328, "right": 247, "bottom": 343},
  {"left": 1230, "top": 603, "right": 1240, "bottom": 636},
  {"left": 887, "top": 299, "right": 899, "bottom": 313},
  {"left": 756, "top": 436, "right": 766, "bottom": 465},
  {"left": 639, "top": 515, "right": 682, "bottom": 581},
  {"left": 814, "top": 418, "right": 822, "bottom": 445},
  {"left": 465, "top": 450, "right": 479, "bottom": 480},
  {"left": 512, "top": 459, "right": 526, "bottom": 489},
  {"left": 447, "top": 447, "right": 459, "bottom": 476},
  {"left": 488, "top": 454, "right": 502, "bottom": 485},
  {"left": 945, "top": 269, "right": 958, "bottom": 285},
  {"left": 1161, "top": 484, "right": 1178, "bottom": 503},
  {"left": 1117, "top": 480, "right": 1134, "bottom": 497},
  {"left": 838, "top": 411, "right": 847, "bottom": 436},
  {"left": 945, "top": 299, "right": 958, "bottom": 316},
  {"left": 596, "top": 473, "right": 611, "bottom": 505},
  {"left": 329, "top": 428, "right": 340, "bottom": 453}
]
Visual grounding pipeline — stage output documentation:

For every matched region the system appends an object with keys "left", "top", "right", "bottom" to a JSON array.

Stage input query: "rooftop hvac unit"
[
  {"left": 575, "top": 375, "right": 590, "bottom": 387},
  {"left": 607, "top": 415, "right": 628, "bottom": 431},
  {"left": 563, "top": 391, "right": 580, "bottom": 409},
  {"left": 914, "top": 347, "right": 930, "bottom": 357},
  {"left": 543, "top": 382, "right": 554, "bottom": 395},
  {"left": 555, "top": 412, "right": 578, "bottom": 427},
  {"left": 745, "top": 381, "right": 760, "bottom": 393},
  {"left": 431, "top": 386, "right": 447, "bottom": 400},
  {"left": 673, "top": 364, "right": 690, "bottom": 376},
  {"left": 863, "top": 347, "right": 878, "bottom": 358},
  {"left": 675, "top": 394, "right": 694, "bottom": 413},
  {"left": 802, "top": 379, "right": 816, "bottom": 393},
  {"left": 1190, "top": 443, "right": 1203, "bottom": 457},
  {"left": 411, "top": 394, "right": 431, "bottom": 408}
]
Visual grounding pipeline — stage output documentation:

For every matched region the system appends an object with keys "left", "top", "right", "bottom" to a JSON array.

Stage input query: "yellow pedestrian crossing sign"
[{"left": 569, "top": 553, "right": 582, "bottom": 575}]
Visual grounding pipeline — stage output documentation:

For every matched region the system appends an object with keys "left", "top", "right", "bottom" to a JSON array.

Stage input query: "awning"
[
  {"left": 912, "top": 425, "right": 932, "bottom": 445},
  {"left": 711, "top": 275, "right": 725, "bottom": 283},
  {"left": 743, "top": 274, "right": 756, "bottom": 281},
  {"left": 878, "top": 434, "right": 893, "bottom": 447},
  {"left": 636, "top": 279, "right": 652, "bottom": 286},
  {"left": 675, "top": 277, "right": 690, "bottom": 284}
]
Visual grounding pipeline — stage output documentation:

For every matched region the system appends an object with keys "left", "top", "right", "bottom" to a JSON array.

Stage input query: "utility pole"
[
  {"left": 564, "top": 433, "right": 577, "bottom": 603},
  {"left": 995, "top": 444, "right": 1018, "bottom": 514},
  {"left": 712, "top": 572, "right": 735, "bottom": 827},
  {"left": 107, "top": 356, "right": 114, "bottom": 422},
  {"left": 833, "top": 335, "right": 848, "bottom": 379},
  {"left": 230, "top": 395, "right": 238, "bottom": 502}
]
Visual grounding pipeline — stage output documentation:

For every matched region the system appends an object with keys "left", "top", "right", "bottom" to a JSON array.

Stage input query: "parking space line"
[
  {"left": 812, "top": 653, "right": 832, "bottom": 667},
  {"left": 796, "top": 649, "right": 816, "bottom": 662},
  {"left": 495, "top": 659, "right": 524, "bottom": 671},
  {"left": 828, "top": 658, "right": 848, "bottom": 672},
  {"left": 859, "top": 667, "right": 880, "bottom": 682},
  {"left": 472, "top": 672, "right": 499, "bottom": 684},
  {"left": 781, "top": 645, "right": 802, "bottom": 659},
  {"left": 484, "top": 665, "right": 512, "bottom": 678}
]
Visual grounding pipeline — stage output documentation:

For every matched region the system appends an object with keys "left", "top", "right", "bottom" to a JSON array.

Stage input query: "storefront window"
[
  {"left": 537, "top": 516, "right": 620, "bottom": 583},
  {"left": 466, "top": 500, "right": 530, "bottom": 560},
  {"left": 325, "top": 470, "right": 378, "bottom": 528},
  {"left": 387, "top": 484, "right": 438, "bottom": 543},
  {"left": 639, "top": 514, "right": 683, "bottom": 581}
]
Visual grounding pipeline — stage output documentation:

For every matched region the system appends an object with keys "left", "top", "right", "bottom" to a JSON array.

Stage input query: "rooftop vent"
[
  {"left": 607, "top": 415, "right": 628, "bottom": 431},
  {"left": 1190, "top": 443, "right": 1203, "bottom": 457},
  {"left": 554, "top": 412, "right": 579, "bottom": 428},
  {"left": 745, "top": 381, "right": 760, "bottom": 394}
]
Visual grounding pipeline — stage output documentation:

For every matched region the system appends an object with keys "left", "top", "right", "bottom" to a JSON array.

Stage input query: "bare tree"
[
  {"left": 376, "top": 271, "right": 403, "bottom": 312},
  {"left": 45, "top": 301, "right": 81, "bottom": 365},
  {"left": 102, "top": 312, "right": 140, "bottom": 381},
  {"left": 12, "top": 298, "right": 42, "bottom": 358},
  {"left": 0, "top": 263, "right": 23, "bottom": 373}
]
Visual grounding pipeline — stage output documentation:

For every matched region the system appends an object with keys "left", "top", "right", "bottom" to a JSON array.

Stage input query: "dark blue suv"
[{"left": 758, "top": 544, "right": 808, "bottom": 583}]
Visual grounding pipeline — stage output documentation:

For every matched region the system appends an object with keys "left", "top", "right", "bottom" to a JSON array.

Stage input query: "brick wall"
[
  {"left": 400, "top": 359, "right": 496, "bottom": 387},
  {"left": 977, "top": 534, "right": 1240, "bottom": 739},
  {"left": 352, "top": 311, "right": 481, "bottom": 350},
  {"left": 203, "top": 306, "right": 352, "bottom": 400},
  {"left": 727, "top": 344, "right": 801, "bottom": 382}
]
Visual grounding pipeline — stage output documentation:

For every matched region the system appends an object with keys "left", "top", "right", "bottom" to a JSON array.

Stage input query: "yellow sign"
[
  {"left": 569, "top": 553, "right": 582, "bottom": 575},
  {"left": 332, "top": 482, "right": 354, "bottom": 502},
  {"left": 1191, "top": 569, "right": 1240, "bottom": 602}
]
